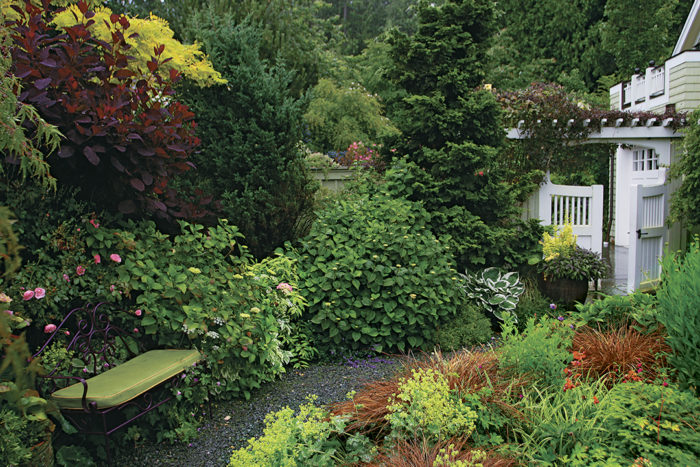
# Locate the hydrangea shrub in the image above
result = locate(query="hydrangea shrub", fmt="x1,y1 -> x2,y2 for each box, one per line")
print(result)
294,194 -> 467,353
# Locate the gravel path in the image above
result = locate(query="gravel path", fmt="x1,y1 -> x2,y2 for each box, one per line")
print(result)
115,355 -> 404,467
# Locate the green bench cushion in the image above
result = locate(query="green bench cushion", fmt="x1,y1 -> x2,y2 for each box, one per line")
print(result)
51,349 -> 201,410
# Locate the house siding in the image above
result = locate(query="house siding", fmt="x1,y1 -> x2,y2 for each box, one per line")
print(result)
667,61 -> 700,112
610,89 -> 620,111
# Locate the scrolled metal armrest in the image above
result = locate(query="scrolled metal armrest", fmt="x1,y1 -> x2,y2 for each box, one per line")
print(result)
38,373 -> 92,413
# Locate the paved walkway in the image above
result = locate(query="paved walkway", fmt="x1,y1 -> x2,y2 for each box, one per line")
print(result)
598,244 -> 628,296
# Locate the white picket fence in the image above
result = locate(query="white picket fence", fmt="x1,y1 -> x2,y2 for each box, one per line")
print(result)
522,176 -> 604,254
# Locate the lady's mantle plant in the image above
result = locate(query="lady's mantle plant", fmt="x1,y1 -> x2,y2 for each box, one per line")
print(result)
294,193 -> 466,353
386,368 -> 477,442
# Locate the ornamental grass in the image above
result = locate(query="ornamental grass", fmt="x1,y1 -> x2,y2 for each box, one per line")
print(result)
368,437 -> 516,467
331,350 -> 528,435
570,324 -> 671,386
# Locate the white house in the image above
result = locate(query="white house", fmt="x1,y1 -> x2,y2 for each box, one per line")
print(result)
605,0 -> 700,291
512,1 -> 699,293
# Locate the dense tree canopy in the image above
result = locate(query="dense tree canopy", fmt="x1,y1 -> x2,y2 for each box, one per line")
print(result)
488,0 -> 694,92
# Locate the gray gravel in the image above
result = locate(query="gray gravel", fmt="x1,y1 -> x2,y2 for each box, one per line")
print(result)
115,355 -> 403,467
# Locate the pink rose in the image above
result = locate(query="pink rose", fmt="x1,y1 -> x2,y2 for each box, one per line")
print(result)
23,290 -> 34,300
44,323 -> 57,334
63,274 -> 70,282
94,254 -> 101,264
134,309 -> 142,317
64,331 -> 71,336
4,310 -> 13,315
90,219 -> 100,229
34,288 -> 46,299
109,254 -> 122,263
133,328 -> 139,333
76,265 -> 86,276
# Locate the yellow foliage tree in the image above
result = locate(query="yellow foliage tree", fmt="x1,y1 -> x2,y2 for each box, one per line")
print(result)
1,0 -> 225,87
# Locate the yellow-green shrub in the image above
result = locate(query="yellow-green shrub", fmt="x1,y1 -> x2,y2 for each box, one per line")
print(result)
541,222 -> 577,260
386,368 -> 478,441
0,0 -> 224,86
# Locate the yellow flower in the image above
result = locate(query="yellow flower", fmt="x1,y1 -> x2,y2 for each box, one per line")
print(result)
0,292 -> 11,303
410,294 -> 417,299
250,307 -> 261,314
240,313 -> 250,318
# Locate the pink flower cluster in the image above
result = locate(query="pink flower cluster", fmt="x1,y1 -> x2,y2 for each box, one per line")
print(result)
23,287 -> 46,300
276,282 -> 293,294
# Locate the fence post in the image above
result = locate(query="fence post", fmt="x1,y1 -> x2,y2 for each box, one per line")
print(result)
591,184 -> 604,254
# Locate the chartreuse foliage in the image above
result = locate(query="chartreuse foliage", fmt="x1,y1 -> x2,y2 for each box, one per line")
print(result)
386,368 -> 478,442
228,396 -> 376,466
656,238 -> 700,394
294,193 -> 466,353
1,0 -> 224,86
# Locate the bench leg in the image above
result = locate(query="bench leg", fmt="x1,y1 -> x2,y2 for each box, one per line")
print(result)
102,413 -> 113,467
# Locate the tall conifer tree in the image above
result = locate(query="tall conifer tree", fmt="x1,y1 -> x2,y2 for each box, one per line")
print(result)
385,0 -> 540,270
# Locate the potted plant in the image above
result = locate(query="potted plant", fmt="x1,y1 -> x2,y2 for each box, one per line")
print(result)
537,223 -> 608,305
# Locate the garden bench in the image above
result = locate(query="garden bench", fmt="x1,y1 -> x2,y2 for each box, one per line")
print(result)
33,303 -> 201,465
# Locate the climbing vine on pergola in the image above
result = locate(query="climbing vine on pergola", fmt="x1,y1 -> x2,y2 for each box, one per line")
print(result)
495,83 -> 687,178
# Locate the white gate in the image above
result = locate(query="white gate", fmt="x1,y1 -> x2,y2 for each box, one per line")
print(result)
522,175 -> 604,254
627,183 -> 668,293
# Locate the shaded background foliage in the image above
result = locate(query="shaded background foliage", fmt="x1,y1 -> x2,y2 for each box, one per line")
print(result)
175,16 -> 315,259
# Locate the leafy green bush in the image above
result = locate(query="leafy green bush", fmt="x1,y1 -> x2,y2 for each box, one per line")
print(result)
294,194 -> 467,353
513,277 -> 555,331
434,303 -> 492,351
657,238 -> 700,394
303,78 -> 400,153
498,316 -> 575,389
600,382 -> 700,465
575,292 -> 658,332
460,267 -> 524,322
118,220 -> 308,400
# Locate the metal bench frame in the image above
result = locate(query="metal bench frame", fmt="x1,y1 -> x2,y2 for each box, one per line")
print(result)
33,303 -> 188,465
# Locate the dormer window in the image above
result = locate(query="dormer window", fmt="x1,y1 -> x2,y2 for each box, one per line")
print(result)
633,149 -> 659,171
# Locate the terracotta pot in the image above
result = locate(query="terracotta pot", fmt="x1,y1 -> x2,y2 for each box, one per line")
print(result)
540,275 -> 589,306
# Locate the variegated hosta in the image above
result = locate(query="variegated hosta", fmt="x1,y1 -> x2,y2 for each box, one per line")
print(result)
460,267 -> 524,322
